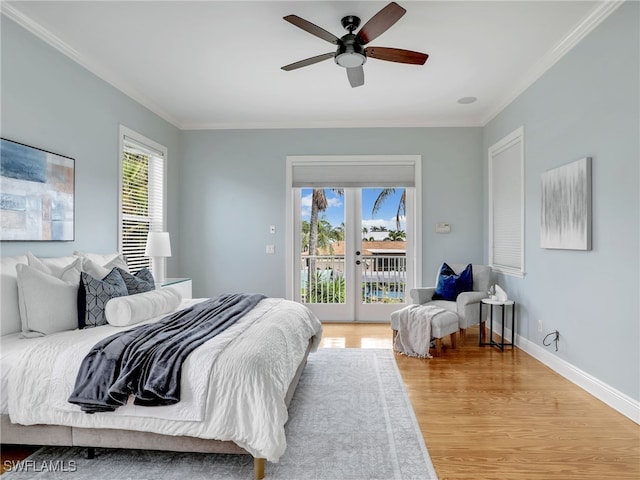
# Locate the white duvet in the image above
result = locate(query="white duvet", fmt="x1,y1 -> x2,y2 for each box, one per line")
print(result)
5,297 -> 322,462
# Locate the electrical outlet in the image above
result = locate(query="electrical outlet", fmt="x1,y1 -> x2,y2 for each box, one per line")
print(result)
538,320 -> 543,332
265,245 -> 275,254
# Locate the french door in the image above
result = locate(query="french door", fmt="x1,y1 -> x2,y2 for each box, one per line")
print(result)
286,155 -> 421,323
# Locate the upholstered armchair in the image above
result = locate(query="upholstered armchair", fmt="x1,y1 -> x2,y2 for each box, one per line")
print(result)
410,263 -> 491,343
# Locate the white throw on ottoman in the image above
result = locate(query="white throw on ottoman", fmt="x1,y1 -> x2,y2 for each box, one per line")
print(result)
391,307 -> 459,357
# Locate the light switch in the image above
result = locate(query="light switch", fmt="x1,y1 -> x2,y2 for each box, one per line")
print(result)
266,245 -> 275,254
269,225 -> 276,234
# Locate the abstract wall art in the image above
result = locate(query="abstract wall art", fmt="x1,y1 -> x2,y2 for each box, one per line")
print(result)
1,138 -> 75,241
540,157 -> 592,250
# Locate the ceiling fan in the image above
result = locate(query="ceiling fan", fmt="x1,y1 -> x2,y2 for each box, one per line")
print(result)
281,2 -> 428,88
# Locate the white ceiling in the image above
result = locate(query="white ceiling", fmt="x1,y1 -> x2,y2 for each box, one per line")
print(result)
4,1 -> 619,130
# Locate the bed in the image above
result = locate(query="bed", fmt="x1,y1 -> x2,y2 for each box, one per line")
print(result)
0,253 -> 323,480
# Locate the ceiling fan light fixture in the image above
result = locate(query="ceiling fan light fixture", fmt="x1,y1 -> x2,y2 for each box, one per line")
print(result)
282,2 -> 427,87
335,51 -> 366,68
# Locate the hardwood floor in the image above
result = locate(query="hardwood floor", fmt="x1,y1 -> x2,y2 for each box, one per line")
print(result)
2,323 -> 638,478
320,322 -> 640,479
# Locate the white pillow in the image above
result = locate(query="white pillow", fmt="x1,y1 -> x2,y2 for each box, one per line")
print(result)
26,253 -> 83,285
26,252 -> 79,278
0,255 -> 28,336
81,257 -> 111,280
74,251 -> 129,272
16,264 -> 80,336
105,287 -> 182,327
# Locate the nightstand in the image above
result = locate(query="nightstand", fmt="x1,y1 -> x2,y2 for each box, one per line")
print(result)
158,278 -> 192,299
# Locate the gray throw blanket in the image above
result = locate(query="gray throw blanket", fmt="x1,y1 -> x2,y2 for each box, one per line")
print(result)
68,293 -> 265,413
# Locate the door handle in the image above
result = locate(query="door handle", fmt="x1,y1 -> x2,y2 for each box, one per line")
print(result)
356,260 -> 361,265
355,251 -> 361,256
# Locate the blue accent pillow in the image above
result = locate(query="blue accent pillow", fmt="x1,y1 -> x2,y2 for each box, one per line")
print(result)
116,267 -> 155,294
432,263 -> 473,301
78,268 -> 128,328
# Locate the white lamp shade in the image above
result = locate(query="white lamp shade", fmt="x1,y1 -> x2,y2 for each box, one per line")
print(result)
144,231 -> 172,257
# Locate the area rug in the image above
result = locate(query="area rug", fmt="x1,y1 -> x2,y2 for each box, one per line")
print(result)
2,349 -> 437,480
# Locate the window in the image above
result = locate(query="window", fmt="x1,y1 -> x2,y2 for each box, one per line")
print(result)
118,126 -> 167,277
488,126 -> 524,277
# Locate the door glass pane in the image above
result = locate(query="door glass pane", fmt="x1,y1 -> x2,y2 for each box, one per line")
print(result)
300,188 -> 345,304
360,188 -> 407,304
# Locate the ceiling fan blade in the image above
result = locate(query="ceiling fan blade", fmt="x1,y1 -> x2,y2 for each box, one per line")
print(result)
283,15 -> 340,45
355,2 -> 406,45
365,46 -> 428,65
347,66 -> 364,88
281,52 -> 335,71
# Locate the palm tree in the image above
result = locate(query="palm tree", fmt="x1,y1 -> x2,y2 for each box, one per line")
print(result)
372,188 -> 406,231
331,221 -> 345,243
386,230 -> 406,241
308,188 -> 343,278
302,217 -> 343,253
316,218 -> 336,252
308,189 -> 327,270
304,189 -> 343,303
301,220 -> 310,252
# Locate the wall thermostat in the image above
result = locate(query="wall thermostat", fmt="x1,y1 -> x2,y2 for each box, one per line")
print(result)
435,223 -> 451,234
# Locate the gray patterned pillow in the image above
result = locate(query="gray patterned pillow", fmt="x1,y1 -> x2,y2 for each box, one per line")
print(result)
116,267 -> 155,294
78,269 -> 128,328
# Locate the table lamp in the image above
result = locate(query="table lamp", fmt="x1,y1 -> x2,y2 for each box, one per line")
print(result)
144,231 -> 171,282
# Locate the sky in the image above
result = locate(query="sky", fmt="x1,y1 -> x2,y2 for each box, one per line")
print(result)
301,188 -> 406,232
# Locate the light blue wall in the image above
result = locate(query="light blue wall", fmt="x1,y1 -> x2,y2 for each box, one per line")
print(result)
1,15 -> 484,297
0,17 -> 183,275
483,2 -> 639,401
179,128 -> 484,298
2,2 -> 637,404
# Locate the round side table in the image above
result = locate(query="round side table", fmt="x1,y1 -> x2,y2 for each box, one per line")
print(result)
479,298 -> 515,351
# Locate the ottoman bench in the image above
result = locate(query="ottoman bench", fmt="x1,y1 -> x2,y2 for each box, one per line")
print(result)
390,308 -> 459,357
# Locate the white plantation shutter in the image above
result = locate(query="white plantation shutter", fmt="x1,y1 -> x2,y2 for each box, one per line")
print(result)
488,127 -> 525,277
119,127 -> 166,274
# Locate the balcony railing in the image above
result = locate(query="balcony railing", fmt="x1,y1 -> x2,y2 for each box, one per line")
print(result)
301,254 -> 406,304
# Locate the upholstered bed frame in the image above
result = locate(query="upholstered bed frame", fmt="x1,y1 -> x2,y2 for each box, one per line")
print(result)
0,253 -> 314,480
1,338 -> 312,480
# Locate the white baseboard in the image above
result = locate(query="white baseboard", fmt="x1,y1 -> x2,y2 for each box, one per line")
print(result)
490,325 -> 640,425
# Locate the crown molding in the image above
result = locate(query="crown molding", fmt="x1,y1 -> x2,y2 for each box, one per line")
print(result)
2,1 -> 625,131
1,2 -> 184,129
180,118 -> 485,130
2,0 -> 472,132
481,0 -> 625,126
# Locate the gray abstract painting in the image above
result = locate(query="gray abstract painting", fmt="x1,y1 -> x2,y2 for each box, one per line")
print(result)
1,139 -> 75,241
540,157 -> 591,250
